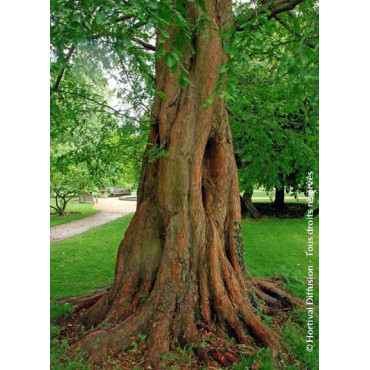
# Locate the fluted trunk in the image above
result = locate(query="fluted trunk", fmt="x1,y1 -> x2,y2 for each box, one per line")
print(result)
70,1 -> 300,367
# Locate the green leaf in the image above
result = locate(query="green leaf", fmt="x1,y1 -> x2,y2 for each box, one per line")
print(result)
95,12 -> 106,25
160,28 -> 170,39
147,2 -> 158,10
138,333 -> 147,340
179,74 -> 192,89
165,53 -> 177,68
219,63 -> 229,74
155,91 -> 167,99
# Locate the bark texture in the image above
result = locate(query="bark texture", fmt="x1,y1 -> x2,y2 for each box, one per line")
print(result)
70,1 -> 300,367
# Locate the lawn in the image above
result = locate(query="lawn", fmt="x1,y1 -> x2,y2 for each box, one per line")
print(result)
243,217 -> 319,302
50,200 -> 100,227
252,189 -> 307,197
51,214 -> 319,369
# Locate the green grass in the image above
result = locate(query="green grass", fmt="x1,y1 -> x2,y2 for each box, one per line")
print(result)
50,200 -> 100,227
51,214 -> 319,369
241,216 -> 319,369
50,215 -> 133,302
243,217 -> 319,301
252,189 -> 272,197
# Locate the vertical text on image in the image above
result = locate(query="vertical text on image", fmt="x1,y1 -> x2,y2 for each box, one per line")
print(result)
305,171 -> 315,352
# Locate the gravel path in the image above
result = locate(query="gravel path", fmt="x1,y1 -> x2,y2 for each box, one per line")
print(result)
50,198 -> 137,243
51,196 -> 306,243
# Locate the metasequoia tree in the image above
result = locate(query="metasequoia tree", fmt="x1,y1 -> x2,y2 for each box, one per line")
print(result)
54,0 -> 309,367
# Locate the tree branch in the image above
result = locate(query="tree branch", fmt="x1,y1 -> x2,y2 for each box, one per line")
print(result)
50,205 -> 59,212
131,37 -> 156,51
90,33 -> 155,51
116,53 -> 151,112
236,0 -> 304,31
52,89 -> 123,115
115,14 -> 134,23
51,14 -> 149,91
55,195 -> 60,212
273,14 -> 315,49
65,194 -> 77,203
52,45 -> 75,91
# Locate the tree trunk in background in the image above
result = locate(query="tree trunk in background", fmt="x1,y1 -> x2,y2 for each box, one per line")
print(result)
274,187 -> 285,209
71,1 -> 299,367
241,192 -> 261,219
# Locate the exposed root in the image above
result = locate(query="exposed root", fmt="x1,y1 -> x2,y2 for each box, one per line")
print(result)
57,287 -> 110,313
195,325 -> 251,367
63,271 -> 301,368
253,276 -> 303,312
145,315 -> 172,368
69,298 -> 154,366
63,220 -> 302,369
63,223 -> 302,369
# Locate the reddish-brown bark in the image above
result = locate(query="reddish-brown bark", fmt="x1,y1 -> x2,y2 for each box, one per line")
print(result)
69,1 -> 301,367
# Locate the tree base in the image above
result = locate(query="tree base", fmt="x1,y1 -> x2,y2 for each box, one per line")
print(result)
58,277 -> 301,369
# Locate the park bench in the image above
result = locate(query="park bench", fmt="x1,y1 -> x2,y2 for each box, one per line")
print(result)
110,188 -> 131,197
78,192 -> 97,204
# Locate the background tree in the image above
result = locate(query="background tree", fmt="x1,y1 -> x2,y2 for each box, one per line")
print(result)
51,40 -> 150,208
50,164 -> 92,215
51,0 -> 316,367
227,1 -> 319,212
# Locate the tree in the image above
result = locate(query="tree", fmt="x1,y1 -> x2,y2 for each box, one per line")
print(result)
227,3 -> 319,211
51,42 -> 149,201
50,164 -> 92,215
51,0 -> 314,367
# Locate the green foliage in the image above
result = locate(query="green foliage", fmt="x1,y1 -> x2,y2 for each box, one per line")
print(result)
233,348 -> 275,370
51,0 -> 155,196
51,0 -> 318,199
51,336 -> 90,370
51,43 -> 149,199
228,2 -> 319,196
160,344 -> 197,368
283,312 -> 319,370
50,164 -> 94,215
147,143 -> 170,163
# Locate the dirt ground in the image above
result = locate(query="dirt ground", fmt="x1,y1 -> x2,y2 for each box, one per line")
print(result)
50,198 -> 137,243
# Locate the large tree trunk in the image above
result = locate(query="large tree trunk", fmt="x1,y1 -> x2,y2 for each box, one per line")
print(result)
70,1 -> 300,367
